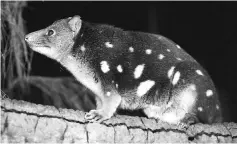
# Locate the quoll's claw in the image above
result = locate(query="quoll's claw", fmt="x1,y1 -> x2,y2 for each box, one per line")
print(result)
85,109 -> 110,123
177,122 -> 189,130
85,110 -> 98,120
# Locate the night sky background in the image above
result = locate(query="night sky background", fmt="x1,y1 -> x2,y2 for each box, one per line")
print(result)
23,2 -> 237,122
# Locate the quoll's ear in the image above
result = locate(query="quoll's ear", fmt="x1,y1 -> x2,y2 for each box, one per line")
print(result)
68,15 -> 82,36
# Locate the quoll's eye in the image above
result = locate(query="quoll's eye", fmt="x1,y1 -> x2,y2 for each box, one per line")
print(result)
47,29 -> 55,36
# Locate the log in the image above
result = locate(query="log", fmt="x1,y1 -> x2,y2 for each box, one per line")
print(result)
1,98 -> 236,143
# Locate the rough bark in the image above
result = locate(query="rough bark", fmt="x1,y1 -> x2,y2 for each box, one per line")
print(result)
1,98 -> 236,143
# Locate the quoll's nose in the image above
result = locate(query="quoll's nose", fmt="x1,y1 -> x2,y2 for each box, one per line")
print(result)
25,35 -> 29,41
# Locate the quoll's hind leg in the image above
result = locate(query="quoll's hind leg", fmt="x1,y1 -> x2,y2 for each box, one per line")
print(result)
181,113 -> 199,125
177,113 -> 199,129
85,91 -> 122,123
143,61 -> 218,125
169,61 -> 222,124
142,84 -> 198,125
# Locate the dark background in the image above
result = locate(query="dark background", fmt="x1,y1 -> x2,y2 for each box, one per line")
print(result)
23,2 -> 237,122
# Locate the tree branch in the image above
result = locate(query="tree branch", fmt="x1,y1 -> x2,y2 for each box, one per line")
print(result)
1,98 -> 237,143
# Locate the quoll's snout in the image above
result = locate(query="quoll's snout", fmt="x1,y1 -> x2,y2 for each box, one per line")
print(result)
25,33 -> 36,44
25,35 -> 30,42
25,30 -> 42,43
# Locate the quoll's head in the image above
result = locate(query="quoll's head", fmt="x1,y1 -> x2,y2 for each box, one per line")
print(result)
25,15 -> 82,60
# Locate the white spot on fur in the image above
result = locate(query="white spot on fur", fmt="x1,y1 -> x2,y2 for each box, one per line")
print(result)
216,105 -> 220,110
68,55 -> 74,60
100,61 -> 110,73
196,70 -> 204,76
105,42 -> 113,48
176,58 -> 182,61
129,47 -> 134,52
106,91 -> 111,96
167,49 -> 171,52
177,45 -> 181,49
112,80 -> 114,83
146,49 -> 152,55
134,64 -> 145,79
116,84 -> 118,88
80,45 -> 86,52
137,80 -> 155,97
158,54 -> 165,60
172,71 -> 181,85
179,85 -> 197,110
168,66 -> 175,78
206,89 -> 213,97
190,84 -> 196,91
117,65 -> 123,73
198,107 -> 203,112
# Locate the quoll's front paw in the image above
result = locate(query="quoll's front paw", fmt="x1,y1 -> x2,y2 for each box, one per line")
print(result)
177,122 -> 189,130
85,109 -> 112,123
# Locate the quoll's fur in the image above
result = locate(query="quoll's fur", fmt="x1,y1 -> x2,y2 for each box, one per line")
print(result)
25,15 -> 222,124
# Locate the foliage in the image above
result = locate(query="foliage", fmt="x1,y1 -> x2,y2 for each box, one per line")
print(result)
1,1 -> 33,90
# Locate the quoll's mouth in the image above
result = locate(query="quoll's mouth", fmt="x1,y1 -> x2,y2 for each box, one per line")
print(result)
27,45 -> 51,51
30,45 -> 51,49
25,41 -> 50,49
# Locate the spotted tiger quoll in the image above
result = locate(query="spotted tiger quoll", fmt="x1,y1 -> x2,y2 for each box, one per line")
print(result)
25,15 -> 222,124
